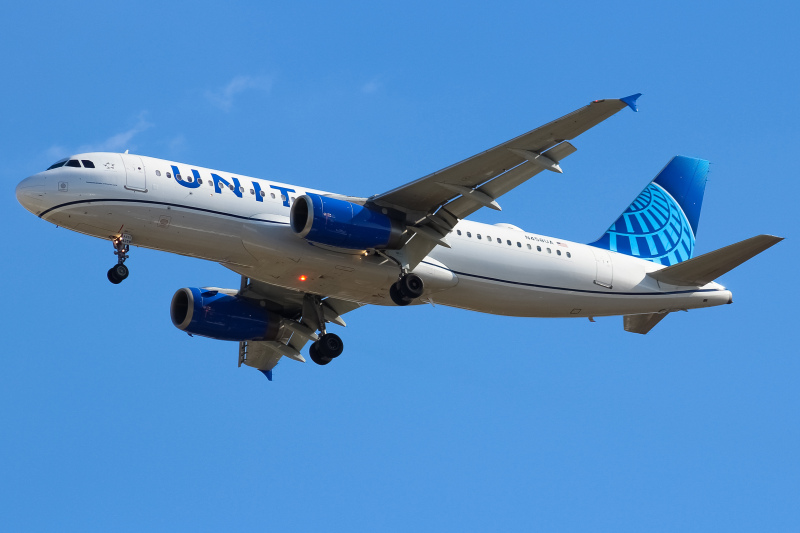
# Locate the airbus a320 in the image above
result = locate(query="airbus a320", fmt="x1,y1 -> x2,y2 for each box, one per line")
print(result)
16,94 -> 782,380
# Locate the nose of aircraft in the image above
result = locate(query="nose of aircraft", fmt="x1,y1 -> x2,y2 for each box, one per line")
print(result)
16,173 -> 47,215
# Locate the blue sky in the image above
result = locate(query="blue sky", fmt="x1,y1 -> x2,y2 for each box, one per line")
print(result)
2,1 -> 798,531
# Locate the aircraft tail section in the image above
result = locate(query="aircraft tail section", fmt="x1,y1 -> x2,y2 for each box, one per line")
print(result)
590,156 -> 709,266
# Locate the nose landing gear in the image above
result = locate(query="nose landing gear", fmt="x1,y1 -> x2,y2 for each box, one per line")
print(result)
107,234 -> 132,284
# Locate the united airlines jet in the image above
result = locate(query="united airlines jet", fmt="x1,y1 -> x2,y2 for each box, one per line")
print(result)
16,94 -> 782,380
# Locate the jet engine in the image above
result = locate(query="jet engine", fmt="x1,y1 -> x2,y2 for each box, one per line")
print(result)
170,287 -> 281,341
290,193 -> 404,249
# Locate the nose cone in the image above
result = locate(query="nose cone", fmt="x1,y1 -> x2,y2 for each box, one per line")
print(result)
16,173 -> 47,215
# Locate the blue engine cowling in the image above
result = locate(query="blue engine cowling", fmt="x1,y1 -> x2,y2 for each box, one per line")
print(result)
170,287 -> 281,341
290,193 -> 404,249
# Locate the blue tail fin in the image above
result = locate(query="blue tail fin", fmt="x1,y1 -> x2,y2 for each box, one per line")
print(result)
589,156 -> 709,266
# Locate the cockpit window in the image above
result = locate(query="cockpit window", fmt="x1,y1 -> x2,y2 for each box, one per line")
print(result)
46,158 -> 68,170
66,159 -> 81,168
82,160 -> 95,168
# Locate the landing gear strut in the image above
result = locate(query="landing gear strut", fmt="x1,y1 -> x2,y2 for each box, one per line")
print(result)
390,273 -> 424,306
107,234 -> 131,284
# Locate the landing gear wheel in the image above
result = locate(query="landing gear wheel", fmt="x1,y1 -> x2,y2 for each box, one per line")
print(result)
390,282 -> 412,306
308,343 -> 332,366
107,263 -> 129,284
390,273 -> 424,305
107,267 -> 122,284
317,333 -> 344,359
399,273 -> 424,299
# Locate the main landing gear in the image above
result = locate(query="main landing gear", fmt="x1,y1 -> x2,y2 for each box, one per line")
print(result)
389,273 -> 424,306
304,294 -> 346,366
308,333 -> 344,366
107,234 -> 132,284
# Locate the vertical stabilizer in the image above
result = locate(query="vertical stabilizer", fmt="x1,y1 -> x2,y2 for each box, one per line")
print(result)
589,156 -> 709,266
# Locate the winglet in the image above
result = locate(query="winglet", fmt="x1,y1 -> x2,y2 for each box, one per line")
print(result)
620,93 -> 642,112
260,369 -> 273,381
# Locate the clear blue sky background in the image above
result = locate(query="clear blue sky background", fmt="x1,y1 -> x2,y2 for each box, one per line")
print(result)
2,1 -> 798,531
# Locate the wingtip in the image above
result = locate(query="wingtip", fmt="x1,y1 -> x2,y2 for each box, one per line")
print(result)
620,93 -> 642,112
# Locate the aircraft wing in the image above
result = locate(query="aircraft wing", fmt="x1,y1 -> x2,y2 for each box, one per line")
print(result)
368,95 -> 640,269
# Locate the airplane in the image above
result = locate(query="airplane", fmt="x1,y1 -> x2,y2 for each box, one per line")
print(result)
16,94 -> 782,380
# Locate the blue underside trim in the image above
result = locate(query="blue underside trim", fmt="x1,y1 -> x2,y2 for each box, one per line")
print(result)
260,369 -> 273,381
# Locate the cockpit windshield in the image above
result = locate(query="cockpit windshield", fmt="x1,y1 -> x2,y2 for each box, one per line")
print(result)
46,158 -> 68,170
45,158 -> 96,170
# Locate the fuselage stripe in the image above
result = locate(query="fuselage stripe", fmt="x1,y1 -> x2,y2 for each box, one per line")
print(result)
419,261 -> 720,297
38,198 -> 290,225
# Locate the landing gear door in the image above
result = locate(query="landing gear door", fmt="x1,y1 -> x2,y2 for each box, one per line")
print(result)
121,153 -> 147,192
590,247 -> 613,289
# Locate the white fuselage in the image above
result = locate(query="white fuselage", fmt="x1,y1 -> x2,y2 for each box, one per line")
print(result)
16,152 -> 732,318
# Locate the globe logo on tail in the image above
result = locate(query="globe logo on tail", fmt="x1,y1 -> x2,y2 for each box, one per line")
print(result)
602,182 -> 695,266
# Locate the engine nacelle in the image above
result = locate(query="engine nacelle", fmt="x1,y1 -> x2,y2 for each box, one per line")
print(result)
290,193 -> 404,250
170,287 -> 281,342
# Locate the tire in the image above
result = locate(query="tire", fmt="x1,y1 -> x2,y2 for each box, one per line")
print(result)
399,274 -> 424,299
390,282 -> 412,306
309,343 -> 332,366
112,264 -> 129,280
317,333 -> 344,359
107,267 -> 122,284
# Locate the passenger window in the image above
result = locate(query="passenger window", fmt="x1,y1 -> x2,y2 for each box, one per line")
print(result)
537,246 -> 541,252
197,178 -> 203,184
209,181 -> 213,186
527,244 -> 531,249
557,250 -> 562,256
271,193 -> 276,199
486,235 -> 491,241
250,189 -> 255,195
187,176 -> 194,183
497,238 -> 501,243
176,174 -> 182,181
166,172 -> 172,178
467,232 -> 472,238
547,248 -> 552,253
66,159 -> 81,167
229,184 -> 234,191
260,191 -> 266,197
566,252 -> 571,258
82,160 -> 95,168
507,240 -> 511,245
281,194 -> 286,202
457,230 -> 462,236
477,234 -> 482,240
517,242 -> 521,248
155,170 -> 161,176
241,186 -> 246,193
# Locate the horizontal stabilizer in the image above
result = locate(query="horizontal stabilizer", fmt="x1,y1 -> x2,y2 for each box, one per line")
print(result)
648,234 -> 783,286
624,312 -> 669,334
